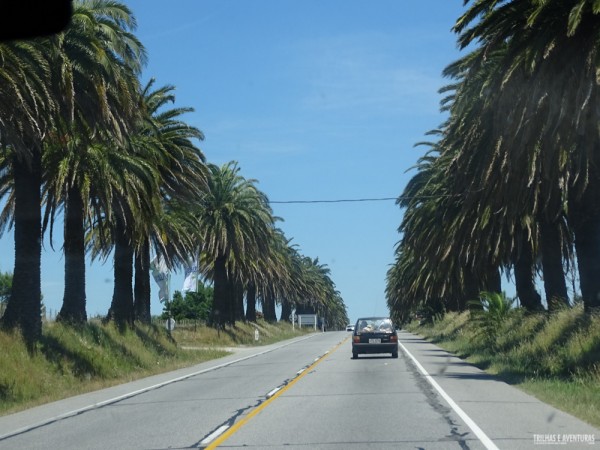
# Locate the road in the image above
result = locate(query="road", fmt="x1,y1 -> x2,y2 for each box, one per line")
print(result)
0,331 -> 597,449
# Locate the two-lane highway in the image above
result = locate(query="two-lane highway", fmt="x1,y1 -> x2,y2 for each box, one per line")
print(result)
0,331 -> 597,449
214,332 -> 477,449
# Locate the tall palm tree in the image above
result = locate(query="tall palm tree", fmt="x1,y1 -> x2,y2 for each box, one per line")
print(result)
256,229 -> 292,323
309,259 -> 347,330
0,38 -> 55,347
133,203 -> 200,323
277,242 -> 305,322
443,29 -> 571,310
241,230 -> 292,322
105,146 -> 164,325
40,0 -> 145,325
129,80 -> 206,323
195,162 -> 274,326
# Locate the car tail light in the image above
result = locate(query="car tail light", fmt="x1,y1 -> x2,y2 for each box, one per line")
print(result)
390,335 -> 398,343
353,336 -> 360,343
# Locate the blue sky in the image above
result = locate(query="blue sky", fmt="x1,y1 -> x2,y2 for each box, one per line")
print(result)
1,1 -> 471,321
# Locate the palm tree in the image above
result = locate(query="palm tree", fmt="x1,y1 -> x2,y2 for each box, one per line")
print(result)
195,162 -> 274,326
438,57 -> 553,310
129,79 -> 206,323
398,144 -> 502,311
292,256 -> 340,324
256,229 -> 293,323
277,242 -> 305,323
133,203 -> 200,323
0,37 -> 55,347
309,259 -> 347,330
444,32 -> 570,311
451,0 -> 600,309
40,0 -> 145,325
512,229 -> 543,310
104,146 -> 163,325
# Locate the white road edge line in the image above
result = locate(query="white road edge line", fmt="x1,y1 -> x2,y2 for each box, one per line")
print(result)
200,425 -> 229,446
398,341 -> 499,450
296,368 -> 306,375
0,333 -> 319,441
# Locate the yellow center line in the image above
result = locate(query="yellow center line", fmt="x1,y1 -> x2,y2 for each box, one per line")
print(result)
205,336 -> 350,449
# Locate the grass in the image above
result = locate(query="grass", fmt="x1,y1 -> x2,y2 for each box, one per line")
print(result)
172,320 -> 313,347
405,305 -> 600,428
0,319 -> 312,416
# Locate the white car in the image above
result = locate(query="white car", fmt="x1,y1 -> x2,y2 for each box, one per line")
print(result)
346,324 -> 355,332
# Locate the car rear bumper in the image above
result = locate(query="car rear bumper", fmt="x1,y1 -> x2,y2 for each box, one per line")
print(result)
352,342 -> 398,354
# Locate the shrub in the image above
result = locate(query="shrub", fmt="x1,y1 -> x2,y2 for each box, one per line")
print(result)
469,291 -> 515,349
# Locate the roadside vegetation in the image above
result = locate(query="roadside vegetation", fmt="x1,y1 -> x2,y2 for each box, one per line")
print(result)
0,319 -> 310,417
406,303 -> 600,428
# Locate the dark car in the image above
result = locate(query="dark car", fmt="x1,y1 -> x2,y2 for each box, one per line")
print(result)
352,317 -> 398,359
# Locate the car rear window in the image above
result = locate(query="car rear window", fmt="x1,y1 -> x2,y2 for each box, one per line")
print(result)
355,318 -> 393,333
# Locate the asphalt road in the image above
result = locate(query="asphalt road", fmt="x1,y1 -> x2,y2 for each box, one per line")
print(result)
0,331 -> 597,449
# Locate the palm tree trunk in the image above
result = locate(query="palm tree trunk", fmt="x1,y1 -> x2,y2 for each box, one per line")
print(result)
234,282 -> 244,322
280,298 -> 292,322
2,152 -> 42,350
445,297 -> 460,312
513,238 -> 543,311
108,217 -> 134,325
223,279 -> 233,326
481,265 -> 501,294
263,291 -> 277,322
246,283 -> 257,322
571,206 -> 600,311
539,218 -> 569,310
212,255 -> 228,326
58,186 -> 87,324
134,238 -> 151,323
462,268 -> 480,310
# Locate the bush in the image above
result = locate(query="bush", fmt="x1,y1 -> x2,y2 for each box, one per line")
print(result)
469,291 -> 515,349
162,286 -> 213,321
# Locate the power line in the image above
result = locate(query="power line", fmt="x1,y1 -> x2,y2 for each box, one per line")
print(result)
269,197 -> 398,204
269,193 -> 462,204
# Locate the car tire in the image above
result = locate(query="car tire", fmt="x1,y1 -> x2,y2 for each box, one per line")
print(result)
352,352 -> 358,359
392,351 -> 398,358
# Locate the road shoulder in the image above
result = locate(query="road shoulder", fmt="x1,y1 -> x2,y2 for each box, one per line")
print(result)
0,333 -> 319,441
398,330 -> 598,449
